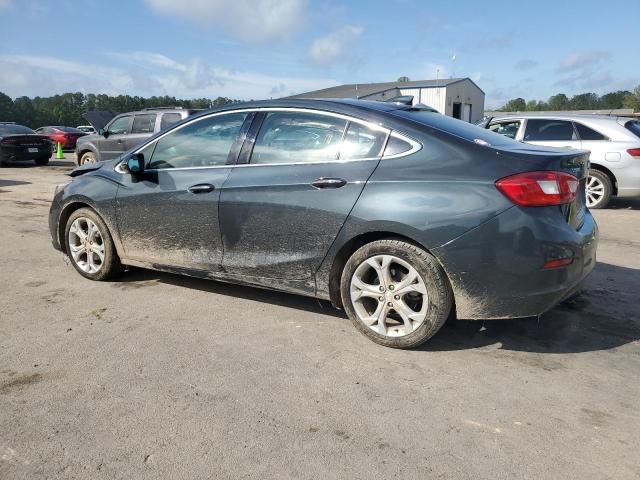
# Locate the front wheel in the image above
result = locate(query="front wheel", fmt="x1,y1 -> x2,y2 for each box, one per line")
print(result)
79,152 -> 96,166
65,208 -> 122,281
585,170 -> 612,209
340,239 -> 453,349
34,157 -> 50,166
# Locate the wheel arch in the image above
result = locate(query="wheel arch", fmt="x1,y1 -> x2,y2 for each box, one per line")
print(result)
590,163 -> 617,196
327,231 -> 446,309
57,201 -> 121,257
77,146 -> 98,166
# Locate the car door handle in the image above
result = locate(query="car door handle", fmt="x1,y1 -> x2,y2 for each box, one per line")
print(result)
117,139 -> 123,144
311,177 -> 347,189
188,183 -> 215,194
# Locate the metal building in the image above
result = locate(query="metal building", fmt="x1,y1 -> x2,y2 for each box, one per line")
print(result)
287,77 -> 485,123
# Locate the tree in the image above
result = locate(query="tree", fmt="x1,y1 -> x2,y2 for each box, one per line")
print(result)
0,92 -> 14,121
569,92 -> 599,110
623,85 -> 640,111
600,90 -> 632,109
525,100 -> 538,111
397,76 -> 411,82
548,93 -> 569,110
502,98 -> 526,112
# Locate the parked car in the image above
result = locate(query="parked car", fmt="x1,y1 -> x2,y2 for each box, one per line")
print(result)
76,125 -> 96,134
74,107 -> 201,166
49,99 -> 597,349
0,122 -> 53,166
478,114 -> 640,208
35,126 -> 87,150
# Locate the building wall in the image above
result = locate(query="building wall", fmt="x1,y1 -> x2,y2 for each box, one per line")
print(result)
359,88 -> 402,101
442,81 -> 485,123
401,87 -> 447,113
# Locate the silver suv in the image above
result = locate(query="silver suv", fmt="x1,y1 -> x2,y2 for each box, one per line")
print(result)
479,114 -> 640,208
75,107 -> 201,166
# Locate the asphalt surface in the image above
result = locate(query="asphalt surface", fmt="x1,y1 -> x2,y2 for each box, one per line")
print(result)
1,157 -> 639,479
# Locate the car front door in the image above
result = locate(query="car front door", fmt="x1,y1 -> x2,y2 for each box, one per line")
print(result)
522,118 -> 581,150
124,113 -> 157,151
219,109 -> 388,280
101,115 -> 132,159
115,111 -> 252,271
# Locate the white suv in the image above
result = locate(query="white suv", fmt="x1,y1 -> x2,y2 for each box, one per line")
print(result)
480,115 -> 640,208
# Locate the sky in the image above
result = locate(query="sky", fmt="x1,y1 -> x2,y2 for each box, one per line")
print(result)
0,0 -> 638,108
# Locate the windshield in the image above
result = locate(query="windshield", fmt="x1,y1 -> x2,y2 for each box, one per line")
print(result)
625,120 -> 640,139
392,110 -> 517,147
0,124 -> 35,135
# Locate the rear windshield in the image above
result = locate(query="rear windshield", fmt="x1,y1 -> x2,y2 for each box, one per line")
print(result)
56,126 -> 83,133
392,110 -> 518,147
0,124 -> 35,135
625,120 -> 640,139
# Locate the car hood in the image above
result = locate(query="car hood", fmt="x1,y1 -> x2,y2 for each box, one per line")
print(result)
83,110 -> 117,130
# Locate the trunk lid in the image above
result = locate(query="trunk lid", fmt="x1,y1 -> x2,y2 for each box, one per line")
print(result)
496,143 -> 590,229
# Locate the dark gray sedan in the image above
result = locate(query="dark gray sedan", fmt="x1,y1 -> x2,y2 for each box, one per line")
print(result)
49,99 -> 598,348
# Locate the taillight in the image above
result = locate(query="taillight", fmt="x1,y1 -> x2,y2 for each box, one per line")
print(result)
627,148 -> 640,157
495,171 -> 580,207
1,137 -> 18,145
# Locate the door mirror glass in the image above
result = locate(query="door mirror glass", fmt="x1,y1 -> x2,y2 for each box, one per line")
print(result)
126,153 -> 145,174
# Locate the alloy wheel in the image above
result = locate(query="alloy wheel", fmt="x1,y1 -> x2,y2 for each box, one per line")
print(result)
350,254 -> 429,337
68,217 -> 105,274
586,175 -> 605,208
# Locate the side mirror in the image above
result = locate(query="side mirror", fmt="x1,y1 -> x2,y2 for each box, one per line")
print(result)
126,153 -> 145,176
99,128 -> 109,138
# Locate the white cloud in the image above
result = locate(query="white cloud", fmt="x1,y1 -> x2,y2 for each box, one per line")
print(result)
145,0 -> 307,43
0,53 -> 337,100
310,26 -> 363,66
556,51 -> 611,73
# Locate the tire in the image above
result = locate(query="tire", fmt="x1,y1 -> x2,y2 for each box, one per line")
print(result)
79,151 -> 96,166
585,169 -> 612,209
340,239 -> 453,349
34,157 -> 50,166
64,208 -> 122,281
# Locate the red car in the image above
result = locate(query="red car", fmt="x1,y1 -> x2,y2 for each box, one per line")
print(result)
35,126 -> 87,150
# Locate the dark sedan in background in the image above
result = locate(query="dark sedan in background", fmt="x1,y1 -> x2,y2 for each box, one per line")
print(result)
35,126 -> 87,150
0,122 -> 53,166
49,99 -> 598,348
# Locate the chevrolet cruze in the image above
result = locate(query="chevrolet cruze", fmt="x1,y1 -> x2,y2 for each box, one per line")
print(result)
49,99 -> 598,348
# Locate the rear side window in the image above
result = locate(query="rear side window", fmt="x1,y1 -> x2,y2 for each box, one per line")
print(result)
339,123 -> 386,159
161,113 -> 182,130
384,135 -> 413,156
524,119 -> 577,141
251,111 -> 347,165
625,120 -> 640,139
131,114 -> 156,134
489,120 -> 521,139
148,113 -> 247,169
574,122 -> 607,141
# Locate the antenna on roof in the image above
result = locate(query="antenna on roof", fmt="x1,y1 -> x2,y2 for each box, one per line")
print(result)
355,83 -> 358,99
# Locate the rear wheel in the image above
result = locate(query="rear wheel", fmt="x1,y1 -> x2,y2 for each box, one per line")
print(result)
585,169 -> 612,209
340,239 -> 453,349
65,208 -> 122,281
79,152 -> 96,166
34,157 -> 50,166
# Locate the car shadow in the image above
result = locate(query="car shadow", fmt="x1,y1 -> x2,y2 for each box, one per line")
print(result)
111,261 -> 639,354
0,179 -> 31,187
607,197 -> 640,210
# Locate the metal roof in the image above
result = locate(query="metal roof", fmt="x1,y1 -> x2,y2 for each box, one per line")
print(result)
287,77 -> 484,99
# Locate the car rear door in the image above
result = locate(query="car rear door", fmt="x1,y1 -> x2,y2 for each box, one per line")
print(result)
115,111 -> 252,271
218,109 -> 388,279
522,118 -> 581,150
124,113 -> 156,151
101,114 -> 132,159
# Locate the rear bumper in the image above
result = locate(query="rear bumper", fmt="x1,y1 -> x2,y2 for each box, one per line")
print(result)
433,206 -> 598,320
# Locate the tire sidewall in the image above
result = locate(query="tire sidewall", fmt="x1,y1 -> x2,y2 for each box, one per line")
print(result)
587,170 -> 611,209
340,240 -> 452,349
80,152 -> 95,166
64,208 -> 119,281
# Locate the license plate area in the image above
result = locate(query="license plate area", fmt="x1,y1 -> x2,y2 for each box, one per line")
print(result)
28,147 -> 39,153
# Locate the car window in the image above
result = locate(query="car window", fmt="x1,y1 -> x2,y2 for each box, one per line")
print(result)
384,135 -> 413,156
161,113 -> 182,130
251,111 -> 347,165
524,119 -> 577,141
489,120 -> 521,139
574,122 -> 607,141
131,114 -> 156,134
0,124 -> 34,135
624,120 -> 640,139
107,116 -> 131,135
57,126 -> 83,133
339,122 -> 386,159
148,112 -> 247,169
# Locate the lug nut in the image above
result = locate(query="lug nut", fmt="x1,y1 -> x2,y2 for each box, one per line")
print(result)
387,302 -> 393,307
394,295 -> 400,300
388,285 -> 395,290
379,286 -> 385,292
378,296 -> 384,302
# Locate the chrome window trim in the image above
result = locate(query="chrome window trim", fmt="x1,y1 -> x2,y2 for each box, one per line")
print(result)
115,107 -> 422,173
